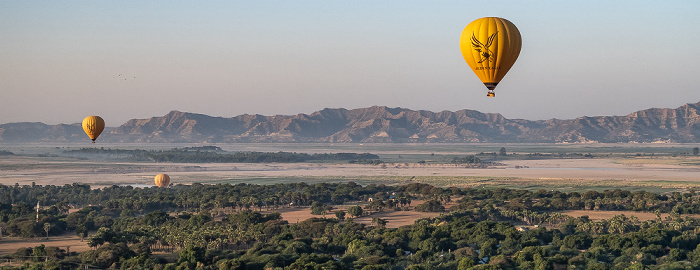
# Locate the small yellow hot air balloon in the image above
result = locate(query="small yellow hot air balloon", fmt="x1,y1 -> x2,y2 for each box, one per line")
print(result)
460,17 -> 522,97
82,116 -> 105,143
154,174 -> 171,188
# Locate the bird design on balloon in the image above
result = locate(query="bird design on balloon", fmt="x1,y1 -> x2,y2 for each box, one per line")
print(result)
471,32 -> 498,63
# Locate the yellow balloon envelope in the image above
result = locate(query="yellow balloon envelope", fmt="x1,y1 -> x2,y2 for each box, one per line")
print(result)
82,116 -> 105,143
154,174 -> 171,188
460,17 -> 521,97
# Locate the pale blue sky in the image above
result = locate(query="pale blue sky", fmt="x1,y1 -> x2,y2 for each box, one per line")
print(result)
2,1 -> 699,125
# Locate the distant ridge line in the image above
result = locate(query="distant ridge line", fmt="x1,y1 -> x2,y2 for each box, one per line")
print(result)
3,102 -> 700,143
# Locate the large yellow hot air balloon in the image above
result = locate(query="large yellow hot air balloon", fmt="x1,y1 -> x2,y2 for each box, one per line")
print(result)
82,116 -> 105,143
460,17 -> 521,97
154,174 -> 171,188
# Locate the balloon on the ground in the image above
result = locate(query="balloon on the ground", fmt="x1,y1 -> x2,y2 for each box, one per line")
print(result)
154,174 -> 171,188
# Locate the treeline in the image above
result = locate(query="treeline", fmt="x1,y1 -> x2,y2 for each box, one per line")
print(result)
11,210 -> 700,270
64,147 -> 380,163
452,188 -> 700,214
451,155 -> 481,164
3,183 -> 700,222
0,182 -> 397,223
4,183 -> 700,269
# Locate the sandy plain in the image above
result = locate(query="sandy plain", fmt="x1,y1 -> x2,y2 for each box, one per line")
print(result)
1,155 -> 700,191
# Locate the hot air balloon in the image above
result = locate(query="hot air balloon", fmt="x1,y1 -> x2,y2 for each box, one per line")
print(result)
82,116 -> 105,143
460,17 -> 521,97
154,174 -> 171,188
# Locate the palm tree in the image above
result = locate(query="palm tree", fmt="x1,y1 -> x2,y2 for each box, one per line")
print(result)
43,222 -> 51,239
76,224 -> 87,241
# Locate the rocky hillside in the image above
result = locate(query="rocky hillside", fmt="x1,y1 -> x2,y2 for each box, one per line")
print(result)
3,102 -> 700,143
0,122 -> 85,143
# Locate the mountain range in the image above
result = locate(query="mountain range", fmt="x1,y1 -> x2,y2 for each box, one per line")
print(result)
3,102 -> 700,143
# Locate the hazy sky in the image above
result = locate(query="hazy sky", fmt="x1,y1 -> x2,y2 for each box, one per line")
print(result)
2,1 -> 699,125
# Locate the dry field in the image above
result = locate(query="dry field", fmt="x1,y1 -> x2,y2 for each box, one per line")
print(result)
2,155 -> 700,192
561,210 -> 667,221
268,199 -> 454,229
0,234 -> 90,256
269,206 -> 441,229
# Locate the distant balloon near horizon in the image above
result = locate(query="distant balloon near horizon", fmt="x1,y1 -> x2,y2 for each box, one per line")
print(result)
154,174 -> 171,188
81,116 -> 105,143
460,17 -> 522,97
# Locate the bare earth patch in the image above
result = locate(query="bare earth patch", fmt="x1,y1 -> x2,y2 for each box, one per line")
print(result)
0,234 -> 90,256
267,199 -> 455,229
354,210 -> 442,228
561,210 -> 667,221
269,206 -> 441,229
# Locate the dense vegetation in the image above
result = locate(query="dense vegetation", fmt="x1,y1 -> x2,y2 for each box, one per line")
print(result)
64,148 -> 380,163
2,183 -> 700,269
